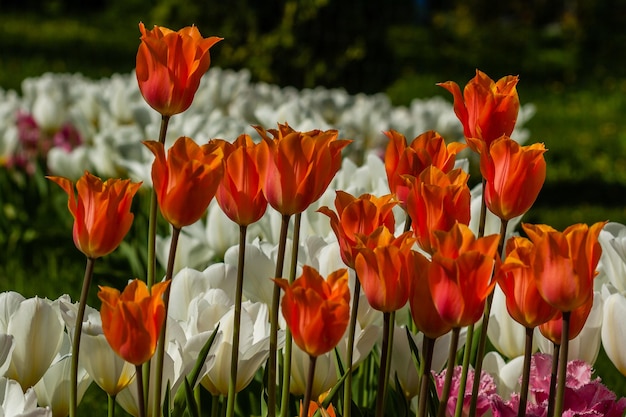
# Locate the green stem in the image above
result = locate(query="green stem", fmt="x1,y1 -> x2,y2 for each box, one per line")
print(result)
467,218 -> 508,417
375,312 -> 394,417
152,226 -> 181,416
454,324 -> 474,417
417,336 -> 435,417
107,394 -> 116,417
135,364 -> 146,417
553,311 -> 571,417
70,256 -> 95,417
226,225 -> 248,417
546,343 -> 560,417
342,278 -> 361,417
211,395 -> 220,417
517,327 -> 534,417
144,114 -> 170,404
280,213 -> 302,417
268,214 -> 291,417
478,177 -> 487,238
437,328 -> 460,417
302,355 -> 318,417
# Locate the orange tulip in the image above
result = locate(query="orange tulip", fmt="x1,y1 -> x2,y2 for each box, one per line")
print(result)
215,134 -> 268,226
98,279 -> 170,365
438,70 -> 519,152
539,293 -> 594,344
354,228 -> 416,312
274,266 -> 350,357
523,222 -> 605,312
317,191 -> 396,269
497,236 -> 558,328
144,136 -> 224,229
404,166 -> 471,254
472,136 -> 546,221
384,129 -> 466,206
255,123 -> 351,216
48,172 -> 141,259
407,250 -> 452,339
428,223 -> 499,328
136,23 -> 222,116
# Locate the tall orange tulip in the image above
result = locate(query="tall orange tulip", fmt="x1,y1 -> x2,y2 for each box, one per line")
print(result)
255,123 -> 351,216
404,166 -> 471,254
438,70 -> 519,152
384,129 -> 466,206
497,236 -> 558,328
538,293 -> 594,344
522,222 -> 605,312
98,279 -> 170,365
407,250 -> 452,339
428,223 -> 500,328
48,172 -> 141,259
274,266 -> 350,357
353,228 -> 416,312
215,134 -> 268,226
144,136 -> 224,229
472,136 -> 546,221
318,191 -> 396,269
136,23 -> 222,116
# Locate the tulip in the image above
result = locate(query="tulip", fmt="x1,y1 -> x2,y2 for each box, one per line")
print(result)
601,291 -> 626,375
215,134 -> 268,226
428,223 -> 499,328
438,69 -> 520,151
0,377 -> 52,417
404,166 -> 471,254
318,190 -> 396,269
98,279 -> 170,366
255,123 -> 351,216
274,266 -> 350,357
538,292 -> 595,345
596,222 -> 626,292
2,295 -> 65,391
486,286 -> 530,359
48,171 -> 141,259
523,222 -> 605,312
144,136 -> 225,229
354,228 -> 415,313
383,129 -> 466,206
136,23 -> 222,116
473,136 -> 546,221
497,236 -> 558,329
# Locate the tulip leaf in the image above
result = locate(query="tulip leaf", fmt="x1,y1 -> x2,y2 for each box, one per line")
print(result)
163,380 -> 171,417
184,376 -> 200,417
404,326 -> 421,369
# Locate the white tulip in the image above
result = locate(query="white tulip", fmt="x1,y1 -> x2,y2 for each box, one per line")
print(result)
597,222 -> 626,292
487,286 -> 533,359
0,377 -> 51,417
601,291 -> 626,375
482,351 -> 525,399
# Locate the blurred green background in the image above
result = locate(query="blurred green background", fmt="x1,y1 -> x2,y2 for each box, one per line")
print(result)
1,0 -> 626,409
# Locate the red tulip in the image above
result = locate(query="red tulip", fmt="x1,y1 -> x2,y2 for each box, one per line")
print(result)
136,23 -> 222,116
215,134 -> 268,226
98,279 -> 170,365
539,293 -> 594,344
274,266 -> 350,357
318,191 -> 396,269
144,136 -> 224,229
255,123 -> 351,216
438,70 -> 519,152
383,129 -> 466,206
48,172 -> 141,259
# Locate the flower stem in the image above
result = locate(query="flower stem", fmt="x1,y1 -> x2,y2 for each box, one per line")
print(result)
468,218 -> 508,417
70,256 -> 95,417
546,343 -> 560,417
280,213 -> 302,417
107,394 -> 116,417
226,225 -> 248,417
553,311 -> 571,417
375,312 -> 394,417
454,324 -> 474,417
417,336 -> 435,417
437,327 -> 460,417
343,277 -> 361,417
302,355 -> 318,417
517,327 -> 534,417
136,364 -> 146,417
268,214 -> 291,417
152,225 -> 181,416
